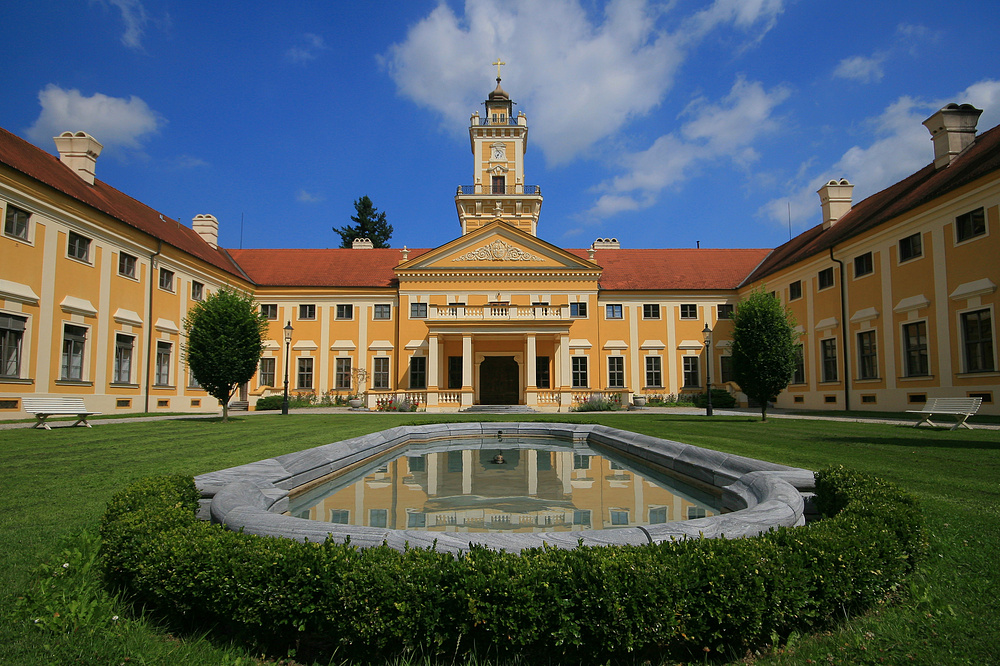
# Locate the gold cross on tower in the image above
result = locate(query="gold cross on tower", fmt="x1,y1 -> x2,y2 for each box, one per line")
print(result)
492,58 -> 506,79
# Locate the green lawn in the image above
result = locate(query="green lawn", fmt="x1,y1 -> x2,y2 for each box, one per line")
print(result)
1,413 -> 998,665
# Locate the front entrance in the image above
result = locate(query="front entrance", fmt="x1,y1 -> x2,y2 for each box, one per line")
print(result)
479,356 -> 519,404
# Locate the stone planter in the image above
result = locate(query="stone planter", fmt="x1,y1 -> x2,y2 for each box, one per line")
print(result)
632,395 -> 647,407
349,398 -> 363,409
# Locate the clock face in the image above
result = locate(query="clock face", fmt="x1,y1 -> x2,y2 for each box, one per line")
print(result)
491,145 -> 506,161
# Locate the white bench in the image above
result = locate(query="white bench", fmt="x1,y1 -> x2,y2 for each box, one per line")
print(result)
21,396 -> 101,430
906,397 -> 982,430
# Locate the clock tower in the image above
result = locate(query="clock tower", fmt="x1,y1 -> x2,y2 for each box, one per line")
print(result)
455,65 -> 543,235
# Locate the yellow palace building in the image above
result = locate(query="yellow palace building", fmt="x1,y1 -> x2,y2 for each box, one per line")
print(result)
1,80 -> 998,417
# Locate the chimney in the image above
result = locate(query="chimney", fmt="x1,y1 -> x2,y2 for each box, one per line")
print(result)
591,237 -> 621,250
923,103 -> 983,169
192,214 -> 219,249
53,131 -> 103,185
352,237 -> 374,249
817,178 -> 854,230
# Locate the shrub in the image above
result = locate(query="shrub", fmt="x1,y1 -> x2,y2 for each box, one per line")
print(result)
254,395 -> 283,411
693,388 -> 737,408
99,466 -> 925,665
572,393 -> 623,412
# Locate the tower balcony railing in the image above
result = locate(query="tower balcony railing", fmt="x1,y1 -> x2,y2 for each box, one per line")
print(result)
478,116 -> 521,126
429,304 -> 567,322
457,185 -> 541,196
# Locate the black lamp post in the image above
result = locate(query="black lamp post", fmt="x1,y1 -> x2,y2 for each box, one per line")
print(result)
281,321 -> 293,415
702,323 -> 713,417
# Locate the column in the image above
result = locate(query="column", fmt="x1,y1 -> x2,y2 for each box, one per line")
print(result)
427,333 -> 439,409
461,334 -> 474,408
558,333 -> 572,411
526,333 -> 538,407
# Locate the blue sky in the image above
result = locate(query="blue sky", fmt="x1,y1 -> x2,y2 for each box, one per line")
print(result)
4,0 -> 999,253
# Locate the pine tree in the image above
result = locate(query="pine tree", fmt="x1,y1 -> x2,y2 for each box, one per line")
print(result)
731,287 -> 798,421
333,195 -> 393,248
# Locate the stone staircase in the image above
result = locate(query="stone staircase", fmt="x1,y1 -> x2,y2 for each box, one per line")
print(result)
461,404 -> 536,414
228,400 -> 249,412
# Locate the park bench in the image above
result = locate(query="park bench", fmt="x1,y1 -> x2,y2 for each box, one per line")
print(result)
20,396 -> 101,430
906,397 -> 982,430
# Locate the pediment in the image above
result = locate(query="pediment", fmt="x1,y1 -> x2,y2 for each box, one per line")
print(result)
397,221 -> 598,273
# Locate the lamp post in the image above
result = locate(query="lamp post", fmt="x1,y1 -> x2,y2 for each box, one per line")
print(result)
702,323 -> 713,417
281,321 -> 293,415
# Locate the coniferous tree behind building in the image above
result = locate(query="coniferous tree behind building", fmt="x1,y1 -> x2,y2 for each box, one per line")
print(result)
334,195 -> 393,248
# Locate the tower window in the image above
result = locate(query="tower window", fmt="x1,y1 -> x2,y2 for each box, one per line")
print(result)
491,175 -> 505,194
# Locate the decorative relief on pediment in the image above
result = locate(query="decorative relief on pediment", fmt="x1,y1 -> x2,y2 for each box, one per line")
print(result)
452,239 -> 544,262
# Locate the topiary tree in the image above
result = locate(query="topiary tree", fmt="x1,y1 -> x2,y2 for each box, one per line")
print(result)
334,195 -> 393,248
731,287 -> 798,421
183,285 -> 269,422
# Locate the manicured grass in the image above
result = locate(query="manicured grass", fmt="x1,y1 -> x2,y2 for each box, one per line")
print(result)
2,413 -> 998,665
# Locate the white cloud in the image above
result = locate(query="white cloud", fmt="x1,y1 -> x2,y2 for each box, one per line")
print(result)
26,85 -> 164,154
833,54 -> 886,84
759,79 -> 1000,229
382,0 -> 784,166
585,77 -> 790,218
296,189 -> 324,203
286,33 -> 327,64
99,0 -> 150,50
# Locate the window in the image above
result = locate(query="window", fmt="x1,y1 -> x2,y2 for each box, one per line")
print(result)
448,450 -> 463,473
113,334 -> 134,384
720,355 -> 734,383
899,232 -> 922,261
649,507 -> 667,524
67,232 -> 91,261
857,330 -> 878,380
297,357 -> 314,389
115,252 -> 136,278
336,304 -> 353,320
573,509 -> 591,526
61,325 -> 87,380
448,356 -> 462,389
407,511 -> 426,528
188,366 -> 202,389
817,267 -> 834,290
570,302 -> 588,318
260,304 -> 278,320
607,356 -> 624,388
962,309 -> 994,373
372,357 -> 390,389
535,356 -> 550,388
369,509 -> 388,528
682,356 -> 699,388
610,509 -> 629,526
688,507 -> 707,520
410,302 -> 427,318
155,341 -> 171,386
680,304 -> 697,319
792,344 -> 805,384
158,268 -> 174,291
191,281 -> 204,301
902,322 -> 929,376
4,204 -> 29,240
643,304 -> 660,319
335,357 -> 352,390
258,357 -> 275,386
717,304 -> 734,319
491,175 -> 505,194
0,314 -> 26,378
571,356 -> 588,388
373,304 -> 391,320
299,304 -> 316,320
820,338 -> 838,382
409,356 -> 426,389
854,252 -> 873,277
605,304 -> 623,319
407,455 -> 426,472
956,207 -> 986,242
645,356 -> 662,387
329,510 -> 349,524
789,280 -> 802,300
573,454 -> 591,470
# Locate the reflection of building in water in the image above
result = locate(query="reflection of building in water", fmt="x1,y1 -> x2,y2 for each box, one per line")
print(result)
298,449 -> 715,533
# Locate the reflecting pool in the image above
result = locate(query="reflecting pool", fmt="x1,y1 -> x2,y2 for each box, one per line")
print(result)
288,436 -> 720,533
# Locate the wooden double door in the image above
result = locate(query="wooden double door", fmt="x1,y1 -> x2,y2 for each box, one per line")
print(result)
479,356 -> 519,404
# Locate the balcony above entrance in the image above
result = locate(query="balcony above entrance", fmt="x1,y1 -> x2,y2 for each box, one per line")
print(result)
428,303 -> 569,323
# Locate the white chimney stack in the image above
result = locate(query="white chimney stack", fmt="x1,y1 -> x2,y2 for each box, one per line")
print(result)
352,237 -> 374,249
923,104 -> 983,169
817,178 -> 854,230
192,214 -> 219,249
53,131 -> 103,185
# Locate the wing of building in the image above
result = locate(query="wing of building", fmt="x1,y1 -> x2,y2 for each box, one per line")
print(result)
1,85 -> 998,416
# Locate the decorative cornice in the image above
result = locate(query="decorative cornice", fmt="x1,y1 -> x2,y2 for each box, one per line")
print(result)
452,239 -> 544,263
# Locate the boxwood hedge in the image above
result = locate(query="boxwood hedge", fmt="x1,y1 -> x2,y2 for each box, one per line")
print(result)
99,466 -> 925,664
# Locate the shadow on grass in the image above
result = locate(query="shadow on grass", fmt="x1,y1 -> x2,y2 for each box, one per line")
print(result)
813,429 -> 1000,450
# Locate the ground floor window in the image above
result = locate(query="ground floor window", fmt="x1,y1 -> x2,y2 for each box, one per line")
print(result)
571,356 -> 588,388
903,321 -> 929,376
607,356 -> 624,388
329,510 -> 349,524
962,309 -> 994,372
61,324 -> 87,380
1,314 -> 26,378
610,509 -> 629,525
792,344 -> 805,384
113,334 -> 134,383
258,357 -> 275,386
535,356 -> 550,388
369,509 -> 387,528
297,357 -> 314,389
409,356 -> 426,389
720,355 -> 734,383
857,330 -> 878,379
821,338 -> 838,382
682,356 -> 699,388
448,356 -> 462,389
155,341 -> 171,386
372,357 -> 390,389
645,356 -> 662,388
335,357 -> 352,390
649,506 -> 667,523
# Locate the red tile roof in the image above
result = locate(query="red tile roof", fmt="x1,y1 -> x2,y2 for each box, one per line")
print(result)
570,248 -> 772,290
0,127 -> 245,278
228,248 -> 429,287
743,121 -> 1000,285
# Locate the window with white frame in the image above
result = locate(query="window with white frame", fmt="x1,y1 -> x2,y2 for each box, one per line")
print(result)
409,356 -> 426,389
299,304 -> 316,320
297,357 -> 314,389
789,280 -> 802,300
680,304 -> 697,319
373,304 -> 391,320
956,207 -> 986,243
4,204 -> 29,241
0,314 -> 27,378
682,356 -> 699,387
605,304 -> 623,319
335,357 -> 352,390
188,366 -> 202,389
535,356 -> 550,388
857,330 -> 878,380
258,357 -> 275,386
61,324 -> 87,380
718,304 -> 734,319
645,356 -> 662,388
155,341 -> 171,386
854,252 -> 873,278
68,232 -> 91,262
158,267 -> 174,292
573,509 -> 591,526
720,355 -> 734,383
372,357 -> 390,389
191,281 -> 204,301
118,252 -> 137,278
899,233 -> 922,261
607,356 -> 624,388
649,506 -> 668,523
821,338 -> 838,382
817,267 -> 834,290
642,304 -> 660,319
336,304 -> 353,320
962,309 -> 994,373
113,334 -> 134,384
369,509 -> 388,528
902,321 -> 929,376
610,509 -> 629,525
570,302 -> 588,318
260,304 -> 278,320
329,509 -> 349,524
571,356 -> 588,388
410,302 -> 427,318
792,344 -> 805,384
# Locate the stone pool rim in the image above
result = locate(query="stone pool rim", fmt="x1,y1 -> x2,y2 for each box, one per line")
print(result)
195,422 -> 815,554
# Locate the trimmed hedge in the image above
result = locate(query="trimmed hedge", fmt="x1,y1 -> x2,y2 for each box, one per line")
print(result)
99,466 -> 925,664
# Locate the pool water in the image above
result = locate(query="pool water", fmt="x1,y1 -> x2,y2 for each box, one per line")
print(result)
287,436 -> 719,533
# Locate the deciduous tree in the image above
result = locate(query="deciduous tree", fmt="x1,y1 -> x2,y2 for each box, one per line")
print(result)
731,287 -> 798,421
333,195 -> 393,248
183,286 -> 269,422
